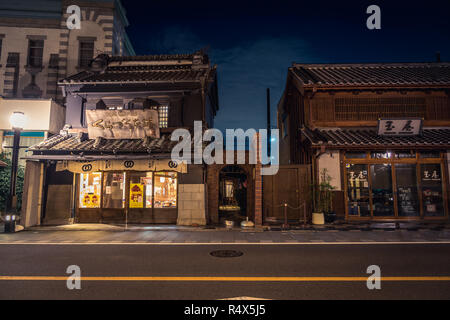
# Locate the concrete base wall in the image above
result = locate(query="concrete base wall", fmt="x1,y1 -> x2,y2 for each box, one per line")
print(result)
177,184 -> 206,226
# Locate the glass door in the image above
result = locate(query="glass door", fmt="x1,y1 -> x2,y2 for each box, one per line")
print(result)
346,164 -> 370,217
370,164 -> 395,217
395,164 -> 420,217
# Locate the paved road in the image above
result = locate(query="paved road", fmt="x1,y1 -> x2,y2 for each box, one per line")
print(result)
0,242 -> 449,299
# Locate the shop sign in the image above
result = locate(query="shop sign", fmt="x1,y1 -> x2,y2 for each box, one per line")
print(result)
422,169 -> 441,182
82,193 -> 100,208
86,109 -> 160,139
56,159 -> 187,173
129,183 -> 144,208
377,118 -> 423,136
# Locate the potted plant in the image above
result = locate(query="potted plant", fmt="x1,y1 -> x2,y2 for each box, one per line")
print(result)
311,174 -> 325,225
320,169 -> 336,223
311,169 -> 335,225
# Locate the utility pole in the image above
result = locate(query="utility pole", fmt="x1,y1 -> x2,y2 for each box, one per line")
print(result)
266,88 -> 271,155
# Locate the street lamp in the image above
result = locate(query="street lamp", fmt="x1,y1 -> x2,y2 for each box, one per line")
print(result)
6,111 -> 26,214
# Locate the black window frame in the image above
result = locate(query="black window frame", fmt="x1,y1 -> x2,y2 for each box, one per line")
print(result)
78,40 -> 95,68
27,39 -> 44,68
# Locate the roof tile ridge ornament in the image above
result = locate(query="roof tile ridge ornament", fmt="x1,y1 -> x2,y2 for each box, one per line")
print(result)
90,54 -> 110,74
76,131 -> 88,143
93,136 -> 106,149
142,136 -> 154,153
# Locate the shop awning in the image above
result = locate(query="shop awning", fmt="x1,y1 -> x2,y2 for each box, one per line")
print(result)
301,127 -> 450,149
55,159 -> 187,173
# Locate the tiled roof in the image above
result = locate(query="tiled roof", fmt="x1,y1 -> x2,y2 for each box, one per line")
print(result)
60,51 -> 214,85
0,160 -> 7,167
301,127 -> 450,148
108,53 -> 194,62
292,63 -> 450,87
30,133 -> 179,154
63,68 -> 209,84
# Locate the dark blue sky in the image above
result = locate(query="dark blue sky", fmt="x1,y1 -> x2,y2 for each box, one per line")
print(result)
122,0 -> 450,132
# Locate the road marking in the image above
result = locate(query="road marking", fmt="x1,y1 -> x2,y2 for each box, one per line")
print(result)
0,276 -> 450,282
0,241 -> 450,246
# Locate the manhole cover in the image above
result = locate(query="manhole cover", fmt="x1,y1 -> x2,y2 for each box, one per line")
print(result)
210,250 -> 243,258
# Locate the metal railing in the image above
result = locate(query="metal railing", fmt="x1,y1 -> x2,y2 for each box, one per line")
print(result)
264,201 -> 308,229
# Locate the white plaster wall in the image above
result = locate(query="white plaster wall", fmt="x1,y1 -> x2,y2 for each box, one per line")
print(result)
317,151 -> 342,191
177,184 -> 206,226
0,98 -> 57,131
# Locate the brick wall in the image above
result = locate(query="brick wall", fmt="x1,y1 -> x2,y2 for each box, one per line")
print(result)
206,151 -> 256,225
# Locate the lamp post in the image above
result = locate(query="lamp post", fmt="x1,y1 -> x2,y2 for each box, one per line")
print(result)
6,111 -> 26,214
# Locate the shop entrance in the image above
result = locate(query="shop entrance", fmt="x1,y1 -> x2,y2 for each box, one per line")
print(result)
344,150 -> 448,220
76,170 -> 178,224
218,165 -> 248,224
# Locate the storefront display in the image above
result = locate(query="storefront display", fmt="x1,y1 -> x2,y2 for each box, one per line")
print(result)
103,172 -> 125,209
78,171 -> 177,210
79,173 -> 102,208
344,151 -> 447,219
154,172 -> 177,208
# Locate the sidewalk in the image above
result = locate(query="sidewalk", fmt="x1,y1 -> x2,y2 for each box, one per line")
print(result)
1,223 -> 449,244
25,221 -> 450,232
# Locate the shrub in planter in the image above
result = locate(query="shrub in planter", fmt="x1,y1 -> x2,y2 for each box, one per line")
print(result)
312,169 -> 335,225
0,153 -> 25,213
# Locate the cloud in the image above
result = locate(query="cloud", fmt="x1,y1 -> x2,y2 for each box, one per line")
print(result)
149,27 -> 315,131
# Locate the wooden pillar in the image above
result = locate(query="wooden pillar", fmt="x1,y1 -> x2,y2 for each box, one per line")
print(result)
253,133 -> 263,226
21,160 -> 44,227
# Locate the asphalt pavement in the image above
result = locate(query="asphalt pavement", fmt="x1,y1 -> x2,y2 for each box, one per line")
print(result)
0,241 -> 449,300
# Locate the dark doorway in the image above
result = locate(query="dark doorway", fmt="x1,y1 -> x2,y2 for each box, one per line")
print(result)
219,165 -> 248,224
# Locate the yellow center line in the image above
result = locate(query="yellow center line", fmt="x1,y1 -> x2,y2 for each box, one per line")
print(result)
1,276 -> 450,282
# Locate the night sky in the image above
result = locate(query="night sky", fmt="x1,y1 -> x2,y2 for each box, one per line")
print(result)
122,0 -> 450,132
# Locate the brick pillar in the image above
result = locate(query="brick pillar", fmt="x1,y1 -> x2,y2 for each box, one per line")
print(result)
253,133 -> 263,226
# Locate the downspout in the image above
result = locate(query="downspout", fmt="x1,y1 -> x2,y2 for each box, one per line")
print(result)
70,173 -> 76,223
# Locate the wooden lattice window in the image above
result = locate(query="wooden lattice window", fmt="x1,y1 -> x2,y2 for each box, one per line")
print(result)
335,98 -> 427,121
150,105 -> 169,128
427,97 -> 450,120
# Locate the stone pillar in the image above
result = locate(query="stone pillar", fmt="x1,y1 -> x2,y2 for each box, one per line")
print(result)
21,161 -> 44,227
177,184 -> 206,226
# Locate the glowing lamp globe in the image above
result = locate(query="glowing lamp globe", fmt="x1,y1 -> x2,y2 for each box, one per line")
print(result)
9,111 -> 27,130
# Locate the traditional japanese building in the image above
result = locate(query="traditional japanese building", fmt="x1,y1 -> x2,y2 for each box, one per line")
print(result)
21,51 -> 219,227
278,61 -> 450,221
